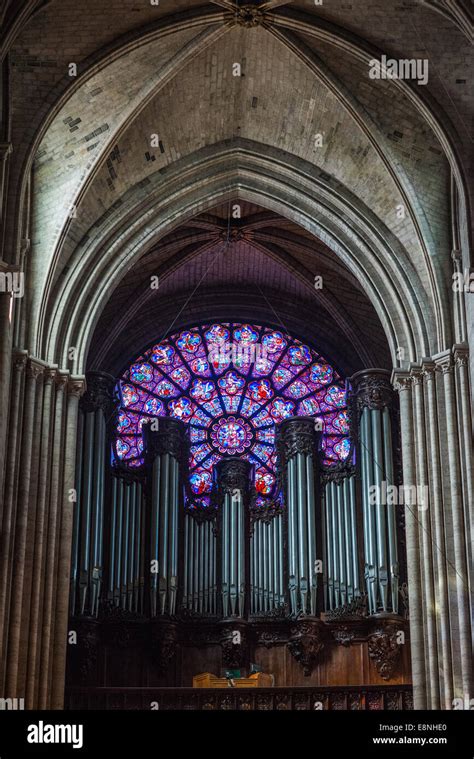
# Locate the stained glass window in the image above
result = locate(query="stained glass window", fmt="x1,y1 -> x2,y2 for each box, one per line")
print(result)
114,323 -> 351,508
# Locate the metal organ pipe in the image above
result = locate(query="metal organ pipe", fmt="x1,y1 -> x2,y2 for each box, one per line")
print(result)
383,407 -> 399,614
351,369 -> 399,616
217,458 -> 251,619
336,480 -> 346,606
73,372 -> 115,621
360,407 -> 376,614
143,418 -> 187,617
287,456 -> 297,614
349,475 -> 360,598
277,417 -> 320,617
229,491 -> 237,616
324,484 -> 333,610
321,461 -> 362,612
371,409 -> 389,611
330,482 -> 339,608
108,475 -> 117,604
121,483 -> 130,611
343,478 -> 353,602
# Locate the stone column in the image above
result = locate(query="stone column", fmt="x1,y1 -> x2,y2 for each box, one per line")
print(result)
277,416 -> 320,617
38,373 -> 67,709
421,361 -> 453,709
434,351 -> 473,703
217,458 -> 251,619
0,267 -> 14,531
392,371 -> 426,710
453,345 -> 473,579
4,358 -> 44,698
25,368 -> 56,708
411,367 -> 439,709
0,143 -> 13,252
51,377 -> 85,709
0,351 -> 27,694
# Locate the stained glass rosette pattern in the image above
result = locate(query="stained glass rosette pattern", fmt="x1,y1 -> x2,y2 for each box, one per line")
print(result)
114,323 -> 351,508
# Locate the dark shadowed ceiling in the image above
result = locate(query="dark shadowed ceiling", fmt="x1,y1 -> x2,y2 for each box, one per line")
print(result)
88,200 -> 391,378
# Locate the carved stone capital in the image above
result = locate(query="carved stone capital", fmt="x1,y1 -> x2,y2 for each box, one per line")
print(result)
434,351 -> 454,375
410,367 -> 424,386
391,370 -> 412,394
81,371 -> 115,412
26,358 -> 46,380
288,619 -> 325,676
68,376 -> 86,398
44,368 -> 58,385
351,369 -> 393,411
55,372 -> 69,391
143,417 -> 188,463
13,352 -> 28,372
420,360 -> 436,382
454,344 -> 469,368
276,416 -> 319,466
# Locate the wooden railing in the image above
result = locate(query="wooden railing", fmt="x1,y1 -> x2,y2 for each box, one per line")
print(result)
66,685 -> 413,711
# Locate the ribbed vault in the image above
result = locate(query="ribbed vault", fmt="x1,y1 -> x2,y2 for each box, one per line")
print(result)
4,0 -> 471,376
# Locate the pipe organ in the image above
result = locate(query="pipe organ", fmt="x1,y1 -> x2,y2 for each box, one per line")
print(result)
68,369 -> 408,690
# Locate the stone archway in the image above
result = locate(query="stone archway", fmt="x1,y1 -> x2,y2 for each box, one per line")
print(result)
0,0 -> 472,712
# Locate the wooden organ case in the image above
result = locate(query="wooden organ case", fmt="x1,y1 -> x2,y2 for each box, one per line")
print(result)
66,370 -> 412,710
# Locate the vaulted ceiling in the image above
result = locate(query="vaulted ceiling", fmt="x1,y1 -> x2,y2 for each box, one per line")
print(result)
88,200 -> 391,376
2,0 -> 472,373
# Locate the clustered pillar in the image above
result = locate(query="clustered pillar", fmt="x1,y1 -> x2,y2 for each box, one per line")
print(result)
393,348 -> 473,710
0,354 -> 85,709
